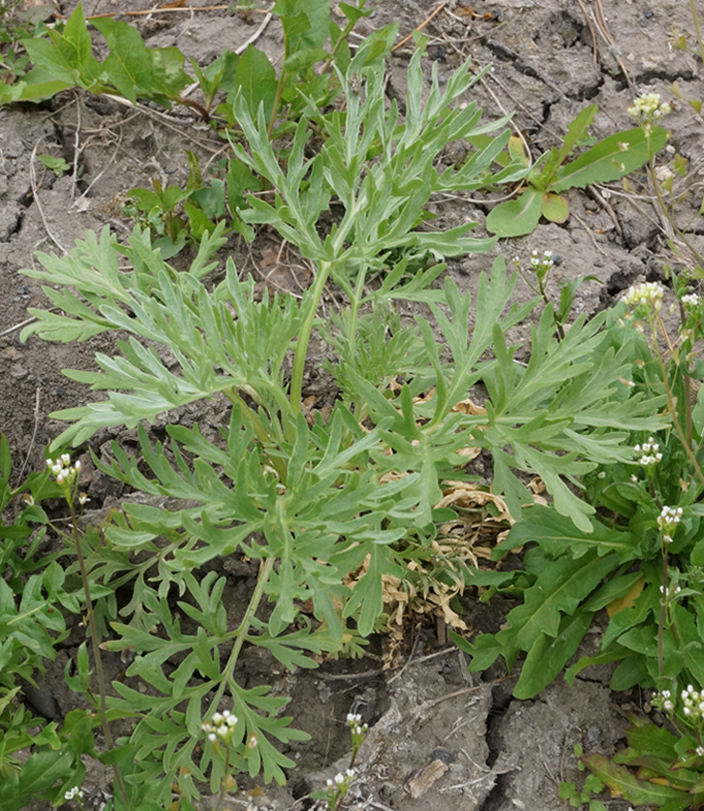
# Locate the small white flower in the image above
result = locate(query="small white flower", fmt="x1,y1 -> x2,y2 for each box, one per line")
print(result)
664,700 -> 674,711
346,713 -> 362,723
334,773 -> 345,785
212,712 -> 223,725
682,293 -> 700,307
697,746 -> 704,757
217,724 -> 228,737
208,732 -> 217,742
622,281 -> 664,312
61,453 -> 71,465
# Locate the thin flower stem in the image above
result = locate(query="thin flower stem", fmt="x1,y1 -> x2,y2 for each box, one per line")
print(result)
658,546 -> 668,679
212,748 -> 231,811
649,316 -> 704,487
68,499 -> 128,805
211,556 -> 276,711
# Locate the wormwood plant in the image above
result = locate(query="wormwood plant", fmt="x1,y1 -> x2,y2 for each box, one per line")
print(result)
19,53 -> 665,808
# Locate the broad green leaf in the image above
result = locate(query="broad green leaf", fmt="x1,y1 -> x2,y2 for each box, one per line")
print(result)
497,505 -> 639,559
582,754 -> 691,810
486,186 -> 543,237
93,17 -> 154,103
19,749 -> 74,794
541,191 -> 569,223
552,126 -> 668,192
150,46 -> 191,101
231,45 -> 278,122
495,551 -> 618,668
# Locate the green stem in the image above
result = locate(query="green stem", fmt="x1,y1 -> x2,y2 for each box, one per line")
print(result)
210,556 -> 276,711
267,70 -> 288,140
68,500 -> 128,806
290,259 -> 335,410
658,545 -> 668,680
346,261 -> 370,359
212,747 -> 231,811
652,317 -> 704,487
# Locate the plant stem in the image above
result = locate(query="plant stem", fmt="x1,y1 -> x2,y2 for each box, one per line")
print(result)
650,316 -> 704,487
289,259 -> 335,410
211,555 -> 276,711
690,0 -> 704,65
68,499 -> 128,806
658,546 -> 668,679
212,748 -> 231,811
267,70 -> 288,140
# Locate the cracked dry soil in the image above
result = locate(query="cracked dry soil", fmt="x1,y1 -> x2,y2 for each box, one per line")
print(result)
2,1 -> 703,810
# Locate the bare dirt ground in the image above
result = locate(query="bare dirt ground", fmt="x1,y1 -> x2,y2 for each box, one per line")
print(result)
2,1 -> 703,809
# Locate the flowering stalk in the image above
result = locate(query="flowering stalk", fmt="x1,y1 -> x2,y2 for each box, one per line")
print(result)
653,682 -> 704,756
629,92 -> 704,274
46,455 -> 128,806
201,709 -> 239,811
512,250 -> 565,338
321,712 -> 369,810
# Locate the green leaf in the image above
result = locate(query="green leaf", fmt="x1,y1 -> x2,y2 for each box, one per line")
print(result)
552,126 -> 668,192
0,433 -> 10,481
92,17 -> 153,104
39,154 -> 70,176
497,505 -> 639,560
582,754 -> 692,810
19,748 -> 74,794
541,191 -> 569,223
513,608 -> 594,698
468,550 -> 620,675
232,45 -> 278,122
555,104 -> 597,165
486,186 -> 543,237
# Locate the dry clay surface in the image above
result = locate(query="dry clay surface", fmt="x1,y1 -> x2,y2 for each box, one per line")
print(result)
1,1 -> 702,810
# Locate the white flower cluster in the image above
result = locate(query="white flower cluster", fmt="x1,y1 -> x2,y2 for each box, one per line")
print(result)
46,453 -> 82,486
681,684 -> 704,720
622,281 -> 664,312
346,712 -> 368,737
658,505 -> 683,543
659,583 -> 681,598
326,768 -> 356,789
202,708 -> 237,743
64,786 -> 84,801
681,292 -> 701,308
634,437 -> 662,466
627,92 -> 672,120
654,688 -> 675,712
530,249 -> 554,269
